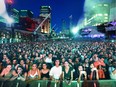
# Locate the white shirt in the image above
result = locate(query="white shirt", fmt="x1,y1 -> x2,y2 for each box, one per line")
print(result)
49,66 -> 62,80
45,57 -> 52,63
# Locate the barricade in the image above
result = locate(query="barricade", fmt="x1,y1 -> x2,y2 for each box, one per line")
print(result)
0,80 -> 116,87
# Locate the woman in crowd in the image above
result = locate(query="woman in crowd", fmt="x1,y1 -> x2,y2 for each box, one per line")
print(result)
27,63 -> 40,80
62,61 -> 73,85
98,65 -> 105,79
0,64 -> 14,80
89,62 -> 99,80
10,66 -> 27,81
74,65 -> 87,81
40,63 -> 50,80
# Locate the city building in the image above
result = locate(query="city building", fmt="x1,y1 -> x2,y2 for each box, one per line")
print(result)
39,6 -> 51,34
84,0 -> 111,27
19,10 -> 33,18
11,8 -> 19,23
110,0 -> 116,21
0,17 -> 6,23
62,20 -> 66,31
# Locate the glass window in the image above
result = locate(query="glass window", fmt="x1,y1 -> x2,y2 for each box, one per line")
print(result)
104,4 -> 108,6
104,17 -> 108,19
104,20 -> 108,22
98,14 -> 103,16
104,14 -> 108,16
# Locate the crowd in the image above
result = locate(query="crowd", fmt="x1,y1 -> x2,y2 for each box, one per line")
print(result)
0,40 -> 116,84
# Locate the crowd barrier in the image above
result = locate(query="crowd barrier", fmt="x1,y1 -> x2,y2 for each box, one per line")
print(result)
0,80 -> 116,87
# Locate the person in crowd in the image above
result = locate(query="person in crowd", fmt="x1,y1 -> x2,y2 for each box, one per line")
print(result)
61,58 -> 65,66
2,54 -> 8,63
45,53 -> 53,69
0,64 -> 14,80
89,62 -> 99,80
2,54 -> 10,68
83,58 -> 89,71
74,58 -> 80,70
92,54 -> 105,68
62,61 -> 73,85
11,53 -> 17,60
40,62 -> 50,80
74,65 -> 87,81
35,53 -> 40,60
12,59 -> 19,70
98,65 -> 105,79
19,59 -> 28,72
27,63 -> 40,80
49,59 -> 62,80
10,66 -> 27,81
5,58 -> 11,65
68,58 -> 74,67
109,61 -> 116,80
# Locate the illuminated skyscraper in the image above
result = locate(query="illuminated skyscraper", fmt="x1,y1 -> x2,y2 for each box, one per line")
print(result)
110,0 -> 116,21
62,20 -> 66,31
85,0 -> 111,26
39,6 -> 51,34
11,8 -> 19,23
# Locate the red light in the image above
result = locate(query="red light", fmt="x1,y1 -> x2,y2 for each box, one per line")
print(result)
7,0 -> 13,4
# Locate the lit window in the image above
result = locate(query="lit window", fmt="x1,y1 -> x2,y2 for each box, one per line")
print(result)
104,14 -> 108,16
104,4 -> 108,6
98,14 -> 103,16
104,20 -> 108,22
104,17 -> 108,19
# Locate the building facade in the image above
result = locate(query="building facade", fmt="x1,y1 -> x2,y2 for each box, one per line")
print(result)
110,0 -> 116,21
39,6 -> 51,34
84,0 -> 111,26
19,10 -> 33,18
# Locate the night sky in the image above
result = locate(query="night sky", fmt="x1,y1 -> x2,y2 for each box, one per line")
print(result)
12,0 -> 85,33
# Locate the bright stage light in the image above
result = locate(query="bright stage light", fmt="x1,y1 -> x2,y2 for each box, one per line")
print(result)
71,27 -> 78,35
6,17 -> 14,24
0,0 -> 6,16
0,0 -> 14,24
